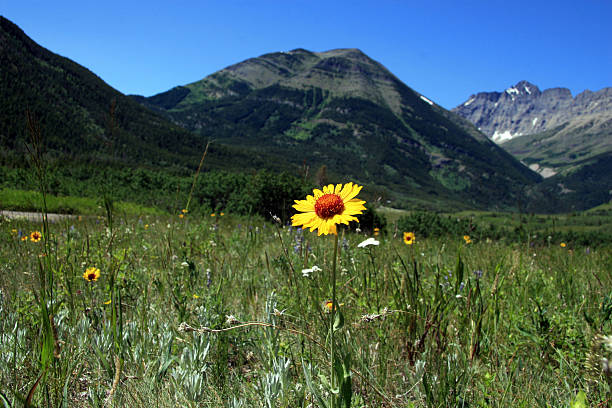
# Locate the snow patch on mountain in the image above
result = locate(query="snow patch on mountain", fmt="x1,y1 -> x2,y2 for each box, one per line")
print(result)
420,95 -> 434,105
464,97 -> 475,106
492,130 -> 514,143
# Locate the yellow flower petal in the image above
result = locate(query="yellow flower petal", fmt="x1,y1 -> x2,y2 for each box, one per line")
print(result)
293,199 -> 315,212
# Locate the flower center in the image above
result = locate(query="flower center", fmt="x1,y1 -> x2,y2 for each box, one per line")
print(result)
87,273 -> 96,281
315,194 -> 345,219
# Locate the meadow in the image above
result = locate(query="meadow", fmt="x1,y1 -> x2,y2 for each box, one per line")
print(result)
1,199 -> 611,407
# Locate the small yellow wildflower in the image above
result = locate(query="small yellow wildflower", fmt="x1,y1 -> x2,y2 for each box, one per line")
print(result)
560,242 -> 566,248
220,212 -> 225,216
403,232 -> 415,245
21,236 -> 28,242
104,299 -> 112,305
323,300 -> 344,312
30,231 -> 42,242
83,267 -> 101,282
211,213 -> 216,217
193,294 -> 200,299
463,235 -> 472,244
181,209 -> 188,214
179,214 -> 184,219
374,227 -> 380,236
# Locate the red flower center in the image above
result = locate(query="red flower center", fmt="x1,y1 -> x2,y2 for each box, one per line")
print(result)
315,194 -> 345,219
87,273 -> 96,281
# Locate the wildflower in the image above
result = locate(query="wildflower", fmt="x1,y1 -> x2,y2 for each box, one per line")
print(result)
211,213 -> 216,217
21,236 -> 28,242
560,242 -> 566,248
358,237 -> 380,248
83,267 -> 101,282
30,231 -> 42,242
181,209 -> 188,214
473,269 -> 483,279
144,224 -> 149,229
179,214 -> 184,219
272,214 -> 281,224
302,265 -> 322,277
220,212 -> 225,216
181,261 -> 189,267
403,232 -> 415,245
192,294 -> 199,299
374,227 -> 380,236
323,300 -> 344,312
463,235 -> 472,244
104,299 -> 112,305
225,315 -> 240,325
11,229 -> 17,234
291,182 -> 366,236
360,307 -> 393,323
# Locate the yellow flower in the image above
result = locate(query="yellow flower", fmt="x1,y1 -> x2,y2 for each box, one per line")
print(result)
193,294 -> 200,299
83,267 -> 101,282
104,299 -> 112,305
211,213 -> 216,217
324,300 -> 344,312
560,242 -> 566,248
30,231 -> 42,242
220,212 -> 225,216
463,235 -> 472,244
181,209 -> 188,214
144,224 -> 149,229
403,232 -> 415,245
291,182 -> 366,236
179,214 -> 184,219
21,236 -> 28,242
374,227 -> 380,236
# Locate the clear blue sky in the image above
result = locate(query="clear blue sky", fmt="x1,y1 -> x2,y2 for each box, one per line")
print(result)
3,0 -> 611,109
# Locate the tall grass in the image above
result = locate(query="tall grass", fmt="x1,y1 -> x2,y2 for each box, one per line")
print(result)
1,210 -> 610,406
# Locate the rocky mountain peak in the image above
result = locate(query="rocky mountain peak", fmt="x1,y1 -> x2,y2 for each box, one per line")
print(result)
453,80 -> 612,143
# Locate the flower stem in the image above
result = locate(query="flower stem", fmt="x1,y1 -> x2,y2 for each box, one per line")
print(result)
330,232 -> 339,408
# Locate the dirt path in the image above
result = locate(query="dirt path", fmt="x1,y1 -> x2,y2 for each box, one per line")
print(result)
1,210 -> 77,223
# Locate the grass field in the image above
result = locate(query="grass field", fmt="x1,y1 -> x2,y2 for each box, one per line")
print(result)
1,197 -> 611,407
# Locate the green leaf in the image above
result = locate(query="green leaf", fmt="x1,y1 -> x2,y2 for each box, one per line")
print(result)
333,309 -> 344,332
569,390 -> 587,408
455,253 -> 464,295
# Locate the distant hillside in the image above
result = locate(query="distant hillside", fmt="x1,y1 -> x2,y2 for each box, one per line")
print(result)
452,80 -> 612,210
0,16 -> 295,176
135,48 -> 541,210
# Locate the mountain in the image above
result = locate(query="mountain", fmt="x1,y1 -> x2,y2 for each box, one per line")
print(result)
134,48 -> 541,210
453,81 -> 612,211
452,80 -> 612,144
0,15 -> 290,175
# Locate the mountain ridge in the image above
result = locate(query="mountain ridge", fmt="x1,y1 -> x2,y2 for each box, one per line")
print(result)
135,48 -> 542,210
453,80 -> 612,143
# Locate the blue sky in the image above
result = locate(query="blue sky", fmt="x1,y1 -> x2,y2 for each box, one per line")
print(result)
3,0 -> 611,109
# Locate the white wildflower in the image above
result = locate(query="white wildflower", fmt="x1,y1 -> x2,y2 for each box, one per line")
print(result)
302,265 -> 322,277
357,237 -> 379,248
